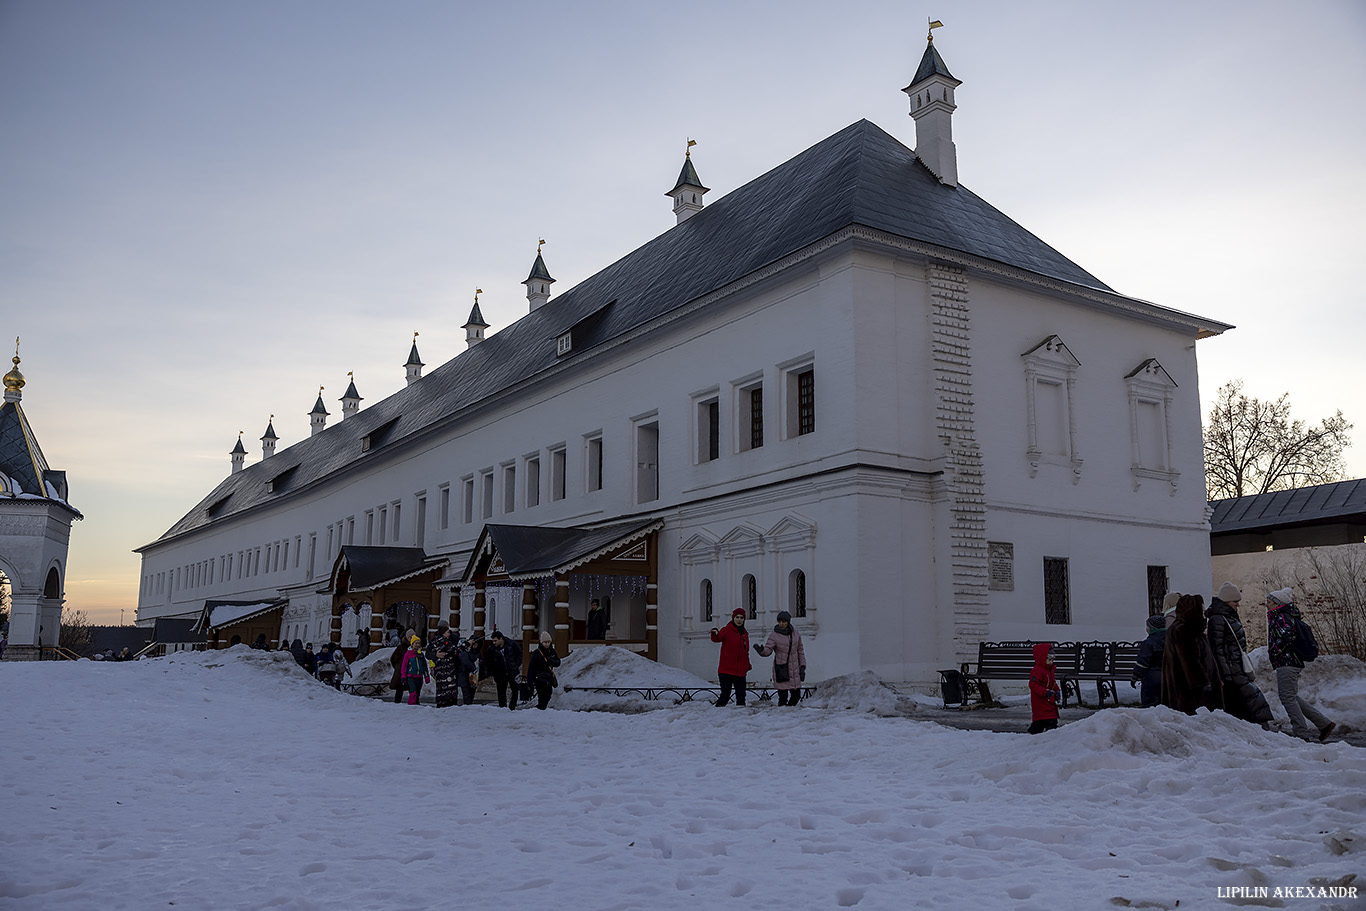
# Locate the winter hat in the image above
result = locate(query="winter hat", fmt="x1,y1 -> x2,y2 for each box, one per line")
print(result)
1217,581 -> 1243,603
410,636 -> 422,648
1146,614 -> 1166,634
776,611 -> 792,623
1267,588 -> 1294,606
731,608 -> 746,620
1162,592 -> 1182,614
539,631 -> 553,645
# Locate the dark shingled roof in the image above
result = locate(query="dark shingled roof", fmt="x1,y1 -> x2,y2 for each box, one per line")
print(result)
340,546 -> 446,590
1209,479 -> 1366,535
341,380 -> 362,401
463,302 -> 489,328
464,519 -> 662,581
148,119 -> 1218,548
261,422 -> 277,441
668,156 -> 708,195
0,400 -> 49,496
525,253 -> 555,284
909,42 -> 958,87
310,396 -> 329,416
405,342 -> 424,367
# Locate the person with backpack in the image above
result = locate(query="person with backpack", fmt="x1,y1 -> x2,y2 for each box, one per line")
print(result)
1266,588 -> 1335,741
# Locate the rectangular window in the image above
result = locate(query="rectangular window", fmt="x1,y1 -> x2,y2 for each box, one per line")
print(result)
636,420 -> 659,503
326,527 -> 333,560
295,536 -> 301,568
463,476 -> 475,524
439,485 -> 450,530
784,364 -> 815,438
415,496 -> 427,548
1136,400 -> 1167,470
526,456 -> 541,508
550,447 -> 566,502
306,535 -> 316,581
737,379 -> 763,452
392,503 -> 402,543
1043,557 -> 1071,625
503,464 -> 516,514
364,511 -> 374,546
482,471 -> 494,519
378,507 -> 387,543
1146,565 -> 1168,617
697,397 -> 719,463
585,435 -> 603,493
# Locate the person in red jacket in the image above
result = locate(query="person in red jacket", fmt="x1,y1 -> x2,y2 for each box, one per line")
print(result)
710,609 -> 752,707
1028,642 -> 1061,734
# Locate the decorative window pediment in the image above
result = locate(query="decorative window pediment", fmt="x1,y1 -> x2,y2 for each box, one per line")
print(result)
766,513 -> 816,550
1125,358 -> 1180,494
717,523 -> 765,558
1021,335 -> 1083,483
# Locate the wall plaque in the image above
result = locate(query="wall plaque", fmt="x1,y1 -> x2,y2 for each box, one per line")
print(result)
988,541 -> 1014,591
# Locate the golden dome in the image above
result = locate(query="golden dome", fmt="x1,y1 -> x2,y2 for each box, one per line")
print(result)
2,355 -> 22,393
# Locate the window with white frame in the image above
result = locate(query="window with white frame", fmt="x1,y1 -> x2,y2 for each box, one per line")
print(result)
462,476 -> 475,524
1125,358 -> 1180,494
694,391 -> 720,463
550,446 -> 566,501
635,418 -> 659,503
438,484 -> 450,530
525,455 -> 541,508
781,358 -> 815,439
481,470 -> 494,519
1021,336 -> 1083,483
584,433 -> 603,493
736,376 -> 764,452
502,463 -> 516,514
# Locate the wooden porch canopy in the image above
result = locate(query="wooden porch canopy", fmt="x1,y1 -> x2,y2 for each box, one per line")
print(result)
330,545 -> 449,648
194,598 -> 286,649
458,518 -> 663,661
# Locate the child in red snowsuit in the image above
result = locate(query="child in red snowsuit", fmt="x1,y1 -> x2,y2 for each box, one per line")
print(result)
1029,642 -> 1061,734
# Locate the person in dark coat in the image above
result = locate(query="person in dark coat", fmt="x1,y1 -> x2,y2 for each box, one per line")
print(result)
586,599 -> 607,640
1130,615 -> 1166,707
315,643 -> 337,686
527,631 -> 562,710
290,639 -> 311,673
388,630 -> 412,704
251,634 -> 269,651
1161,594 -> 1224,715
710,609 -> 752,707
355,626 -> 370,660
456,638 -> 479,705
1206,581 -> 1273,727
430,627 -> 460,708
1267,588 -> 1335,741
1028,642 -> 1061,733
484,630 -> 523,710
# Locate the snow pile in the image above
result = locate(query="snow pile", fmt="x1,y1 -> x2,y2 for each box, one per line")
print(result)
555,645 -> 715,713
349,647 -> 397,687
3,648 -> 1365,910
802,670 -> 923,716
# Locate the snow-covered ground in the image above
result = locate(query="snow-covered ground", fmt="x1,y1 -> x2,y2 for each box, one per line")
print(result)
2,646 -> 1363,910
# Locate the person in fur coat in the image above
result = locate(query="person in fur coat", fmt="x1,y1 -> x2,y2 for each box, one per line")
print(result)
755,611 -> 807,706
1205,581 -> 1273,727
1161,594 -> 1224,715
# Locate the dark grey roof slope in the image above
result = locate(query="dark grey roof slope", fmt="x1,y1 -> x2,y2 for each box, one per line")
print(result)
525,253 -> 555,283
1209,479 -> 1366,535
668,156 -> 708,194
149,119 -> 1199,547
0,401 -> 49,496
464,519 -> 662,581
909,42 -> 957,86
340,546 -> 446,590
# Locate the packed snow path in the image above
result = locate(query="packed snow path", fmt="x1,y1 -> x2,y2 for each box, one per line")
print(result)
2,648 -> 1362,910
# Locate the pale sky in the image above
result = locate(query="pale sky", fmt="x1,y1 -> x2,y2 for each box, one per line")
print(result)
2,0 -> 1363,624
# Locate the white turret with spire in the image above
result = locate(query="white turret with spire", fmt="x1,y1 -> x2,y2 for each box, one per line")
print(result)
260,417 -> 278,460
230,432 -> 247,474
339,372 -> 362,420
463,289 -> 489,348
309,386 -> 329,437
903,20 -> 961,187
666,139 -> 709,224
524,240 -> 556,312
405,332 -> 424,386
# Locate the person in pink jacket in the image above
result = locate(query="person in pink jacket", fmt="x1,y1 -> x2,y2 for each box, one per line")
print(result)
755,611 -> 807,706
1028,642 -> 1061,734
710,609 -> 751,707
401,635 -> 430,706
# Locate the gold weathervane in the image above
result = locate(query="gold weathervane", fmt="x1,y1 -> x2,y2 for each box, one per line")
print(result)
537,239 -> 546,255
927,18 -> 943,41
686,138 -> 697,157
474,288 -> 483,304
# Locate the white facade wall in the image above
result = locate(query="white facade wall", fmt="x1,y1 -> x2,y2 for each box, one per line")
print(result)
137,237 -> 1216,685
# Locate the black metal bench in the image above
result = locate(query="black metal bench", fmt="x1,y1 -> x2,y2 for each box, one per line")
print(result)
1057,640 -> 1143,708
939,641 -> 1043,708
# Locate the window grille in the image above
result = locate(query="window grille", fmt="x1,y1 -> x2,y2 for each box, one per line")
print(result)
797,370 -> 815,435
1146,565 -> 1168,616
1043,557 -> 1071,624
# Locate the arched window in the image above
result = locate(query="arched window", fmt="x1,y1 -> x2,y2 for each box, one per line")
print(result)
701,579 -> 713,623
789,569 -> 807,618
44,567 -> 60,599
743,574 -> 757,619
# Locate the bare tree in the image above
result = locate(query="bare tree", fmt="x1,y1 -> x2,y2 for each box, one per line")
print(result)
59,607 -> 94,656
1204,379 -> 1353,500
1294,547 -> 1366,662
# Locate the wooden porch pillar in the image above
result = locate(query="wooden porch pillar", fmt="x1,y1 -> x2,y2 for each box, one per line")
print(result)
448,588 -> 461,633
366,600 -> 383,649
329,598 -> 343,647
427,586 -> 441,638
521,583 -> 538,675
646,581 -> 658,661
473,583 -> 485,639
554,574 -> 570,658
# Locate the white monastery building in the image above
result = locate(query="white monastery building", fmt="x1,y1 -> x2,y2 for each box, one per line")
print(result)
135,36 -> 1231,686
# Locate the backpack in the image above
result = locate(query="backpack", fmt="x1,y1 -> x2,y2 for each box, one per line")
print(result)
1292,617 -> 1319,662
